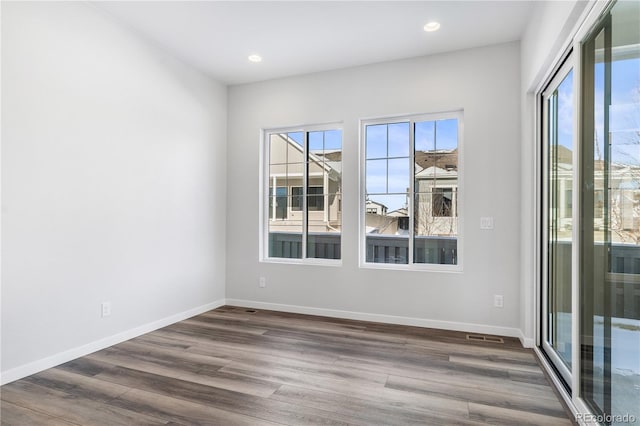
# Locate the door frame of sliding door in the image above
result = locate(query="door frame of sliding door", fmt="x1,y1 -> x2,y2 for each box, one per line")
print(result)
535,0 -> 617,419
540,52 -> 577,389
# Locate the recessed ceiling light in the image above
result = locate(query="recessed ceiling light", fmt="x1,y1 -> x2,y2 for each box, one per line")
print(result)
248,54 -> 262,63
423,22 -> 441,32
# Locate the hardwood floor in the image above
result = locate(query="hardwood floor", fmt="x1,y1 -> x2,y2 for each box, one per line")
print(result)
1,306 -> 573,425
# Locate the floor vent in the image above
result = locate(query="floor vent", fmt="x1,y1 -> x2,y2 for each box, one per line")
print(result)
245,309 -> 257,313
466,334 -> 504,344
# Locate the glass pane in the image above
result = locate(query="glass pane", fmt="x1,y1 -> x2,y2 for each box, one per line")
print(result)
307,233 -> 341,260
414,118 -> 459,266
325,154 -> 342,193
291,187 -> 303,211
306,188 -> 324,211
436,119 -> 458,151
287,132 -> 304,164
609,2 -> 640,420
307,193 -> 341,260
365,194 -> 408,264
268,186 -> 288,220
581,1 -> 640,420
414,190 -> 458,265
414,117 -> 459,219
306,130 -> 342,260
269,163 -> 287,186
306,194 -> 326,226
308,155 -> 325,179
308,131 -> 323,153
415,143 -> 437,186
415,121 -> 435,152
366,159 -> 387,194
287,162 -> 305,183
432,188 -> 454,217
326,193 -> 342,223
366,124 -> 388,159
270,133 -> 289,165
388,122 -> 410,157
548,69 -> 574,373
269,193 -> 302,259
324,129 -> 342,151
589,26 -> 608,414
288,131 -> 304,146
388,158 -> 409,193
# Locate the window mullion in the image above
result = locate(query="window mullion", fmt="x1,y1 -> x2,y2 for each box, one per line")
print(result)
271,175 -> 276,220
386,125 -> 390,193
303,132 -> 308,259
409,121 -> 415,264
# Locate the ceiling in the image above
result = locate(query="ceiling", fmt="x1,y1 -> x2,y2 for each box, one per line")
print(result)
94,1 -> 536,85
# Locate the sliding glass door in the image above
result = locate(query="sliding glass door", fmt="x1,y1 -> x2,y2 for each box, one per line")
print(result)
580,1 -> 640,421
542,58 -> 575,386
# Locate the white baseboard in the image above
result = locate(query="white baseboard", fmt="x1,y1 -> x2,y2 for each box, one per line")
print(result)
225,298 -> 523,339
0,299 -> 225,385
518,330 -> 536,348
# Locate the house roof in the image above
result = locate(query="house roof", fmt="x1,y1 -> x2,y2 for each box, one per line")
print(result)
415,166 -> 458,179
414,149 -> 458,171
388,207 -> 408,217
366,200 -> 387,209
277,134 -> 342,179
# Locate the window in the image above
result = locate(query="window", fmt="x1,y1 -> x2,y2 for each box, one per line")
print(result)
292,186 -> 324,211
291,187 -> 302,211
397,216 -> 409,231
542,54 -> 574,386
269,187 -> 288,219
263,126 -> 342,262
564,189 -> 572,219
362,111 -> 462,267
432,187 -> 454,217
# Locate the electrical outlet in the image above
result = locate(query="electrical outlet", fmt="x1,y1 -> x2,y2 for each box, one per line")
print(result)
494,295 -> 504,308
101,302 -> 111,317
259,277 -> 266,288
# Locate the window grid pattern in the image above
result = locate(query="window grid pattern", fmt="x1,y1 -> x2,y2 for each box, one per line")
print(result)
265,127 -> 342,261
363,112 -> 461,267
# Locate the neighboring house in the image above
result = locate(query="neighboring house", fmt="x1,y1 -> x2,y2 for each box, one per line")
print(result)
414,158 -> 459,237
365,199 -> 388,215
388,207 -> 409,235
551,145 -> 640,244
365,149 -> 459,237
268,133 -> 342,233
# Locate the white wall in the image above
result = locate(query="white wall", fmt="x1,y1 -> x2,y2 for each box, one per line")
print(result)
521,0 -> 587,94
518,0 -> 590,345
1,2 -> 227,381
227,42 -> 522,336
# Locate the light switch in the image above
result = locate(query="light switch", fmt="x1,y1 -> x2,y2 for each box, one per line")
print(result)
480,217 -> 494,230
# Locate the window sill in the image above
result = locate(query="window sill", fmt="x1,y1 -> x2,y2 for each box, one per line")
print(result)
358,261 -> 463,273
260,257 -> 343,267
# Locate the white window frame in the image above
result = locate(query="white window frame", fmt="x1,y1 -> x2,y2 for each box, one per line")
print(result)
259,122 -> 343,266
359,110 -> 464,272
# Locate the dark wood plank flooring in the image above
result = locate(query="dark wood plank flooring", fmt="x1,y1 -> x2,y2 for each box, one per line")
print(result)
1,306 -> 573,425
